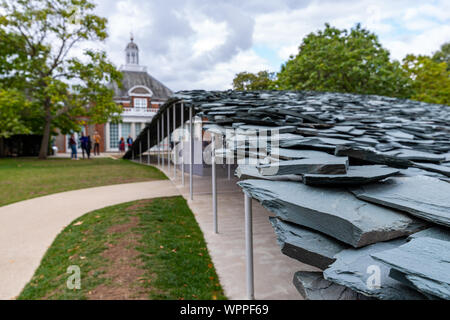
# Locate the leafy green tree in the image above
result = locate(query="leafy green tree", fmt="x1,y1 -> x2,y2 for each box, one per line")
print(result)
0,0 -> 122,159
432,42 -> 450,71
402,54 -> 450,105
0,88 -> 32,138
276,23 -> 412,98
232,71 -> 275,91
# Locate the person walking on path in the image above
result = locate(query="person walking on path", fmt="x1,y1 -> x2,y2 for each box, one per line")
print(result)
119,137 -> 125,154
93,131 -> 101,156
85,135 -> 92,159
127,135 -> 133,151
80,134 -> 91,159
69,134 -> 78,160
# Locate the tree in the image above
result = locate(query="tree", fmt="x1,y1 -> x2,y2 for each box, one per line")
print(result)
276,23 -> 412,98
0,0 -> 122,159
402,54 -> 450,105
232,71 -> 275,91
0,88 -> 32,138
432,42 -> 450,71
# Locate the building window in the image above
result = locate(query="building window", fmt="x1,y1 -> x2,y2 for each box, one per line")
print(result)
110,123 -> 119,149
135,123 -> 141,137
121,123 -> 131,139
134,98 -> 147,111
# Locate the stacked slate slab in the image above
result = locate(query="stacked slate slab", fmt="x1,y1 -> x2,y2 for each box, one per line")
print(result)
128,89 -> 450,300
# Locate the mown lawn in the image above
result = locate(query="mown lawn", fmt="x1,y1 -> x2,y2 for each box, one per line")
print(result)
0,158 -> 167,207
18,197 -> 226,300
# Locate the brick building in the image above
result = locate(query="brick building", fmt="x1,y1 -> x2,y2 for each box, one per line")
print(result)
54,36 -> 172,153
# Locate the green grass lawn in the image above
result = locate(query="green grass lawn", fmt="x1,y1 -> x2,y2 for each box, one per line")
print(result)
0,158 -> 167,207
18,197 -> 226,300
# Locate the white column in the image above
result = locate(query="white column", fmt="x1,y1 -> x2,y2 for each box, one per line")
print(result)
212,133 -> 218,234
131,122 -> 136,140
157,120 -> 160,166
245,192 -> 255,300
105,122 -> 110,152
162,114 -> 165,168
167,108 -> 171,174
181,103 -> 185,186
189,107 -> 194,200
147,127 -> 150,165
173,104 -> 176,179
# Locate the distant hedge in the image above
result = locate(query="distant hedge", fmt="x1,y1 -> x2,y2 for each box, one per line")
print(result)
0,135 -> 43,157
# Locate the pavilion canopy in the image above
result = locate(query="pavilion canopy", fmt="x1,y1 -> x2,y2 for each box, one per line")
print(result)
126,90 -> 450,300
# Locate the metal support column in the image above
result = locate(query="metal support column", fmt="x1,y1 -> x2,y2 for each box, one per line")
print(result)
167,107 -> 171,174
212,133 -> 218,234
181,103 -> 185,186
139,141 -> 142,163
162,113 -> 165,168
173,104 -> 176,179
245,192 -> 255,300
157,120 -> 160,166
228,164 -> 231,180
147,128 -> 150,165
189,107 -> 194,200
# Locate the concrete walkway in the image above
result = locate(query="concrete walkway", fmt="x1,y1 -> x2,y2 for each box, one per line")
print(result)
1,159 -> 317,300
0,180 -> 179,300
154,162 -> 318,300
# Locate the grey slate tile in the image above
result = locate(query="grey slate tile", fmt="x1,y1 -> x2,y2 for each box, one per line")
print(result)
238,179 -> 426,247
352,176 -> 450,227
407,227 -> 450,242
270,217 -> 347,270
323,239 -> 426,300
302,165 -> 400,186
257,158 -> 349,176
371,237 -> 450,299
293,271 -> 370,300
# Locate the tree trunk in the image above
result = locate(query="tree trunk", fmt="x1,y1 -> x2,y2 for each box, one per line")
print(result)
39,106 -> 52,160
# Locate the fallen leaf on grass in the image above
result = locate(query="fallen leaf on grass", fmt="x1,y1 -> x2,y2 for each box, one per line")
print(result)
73,221 -> 83,226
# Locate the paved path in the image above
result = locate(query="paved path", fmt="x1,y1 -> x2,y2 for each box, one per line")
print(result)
154,163 -> 318,300
0,180 -> 179,300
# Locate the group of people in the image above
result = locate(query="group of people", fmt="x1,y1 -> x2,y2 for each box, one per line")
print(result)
69,132 -> 102,160
118,136 -> 134,153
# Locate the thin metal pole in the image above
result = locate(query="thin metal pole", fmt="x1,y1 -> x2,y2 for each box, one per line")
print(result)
167,107 -> 171,174
245,192 -> 255,300
212,134 -> 218,234
162,113 -> 165,168
181,103 -> 185,186
157,119 -> 160,166
189,107 -> 194,201
147,127 -> 150,165
173,104 -> 176,179
228,163 -> 231,180
139,140 -> 142,163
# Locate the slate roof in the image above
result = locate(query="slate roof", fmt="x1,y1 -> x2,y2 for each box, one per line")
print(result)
109,70 -> 173,101
131,89 -> 450,300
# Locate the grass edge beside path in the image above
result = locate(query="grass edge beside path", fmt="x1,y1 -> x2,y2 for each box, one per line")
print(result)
18,196 -> 227,300
0,158 -> 167,207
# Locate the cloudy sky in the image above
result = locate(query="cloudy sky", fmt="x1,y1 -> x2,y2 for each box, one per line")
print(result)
91,0 -> 449,91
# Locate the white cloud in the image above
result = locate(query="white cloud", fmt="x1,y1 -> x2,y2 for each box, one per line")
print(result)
88,0 -> 450,91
